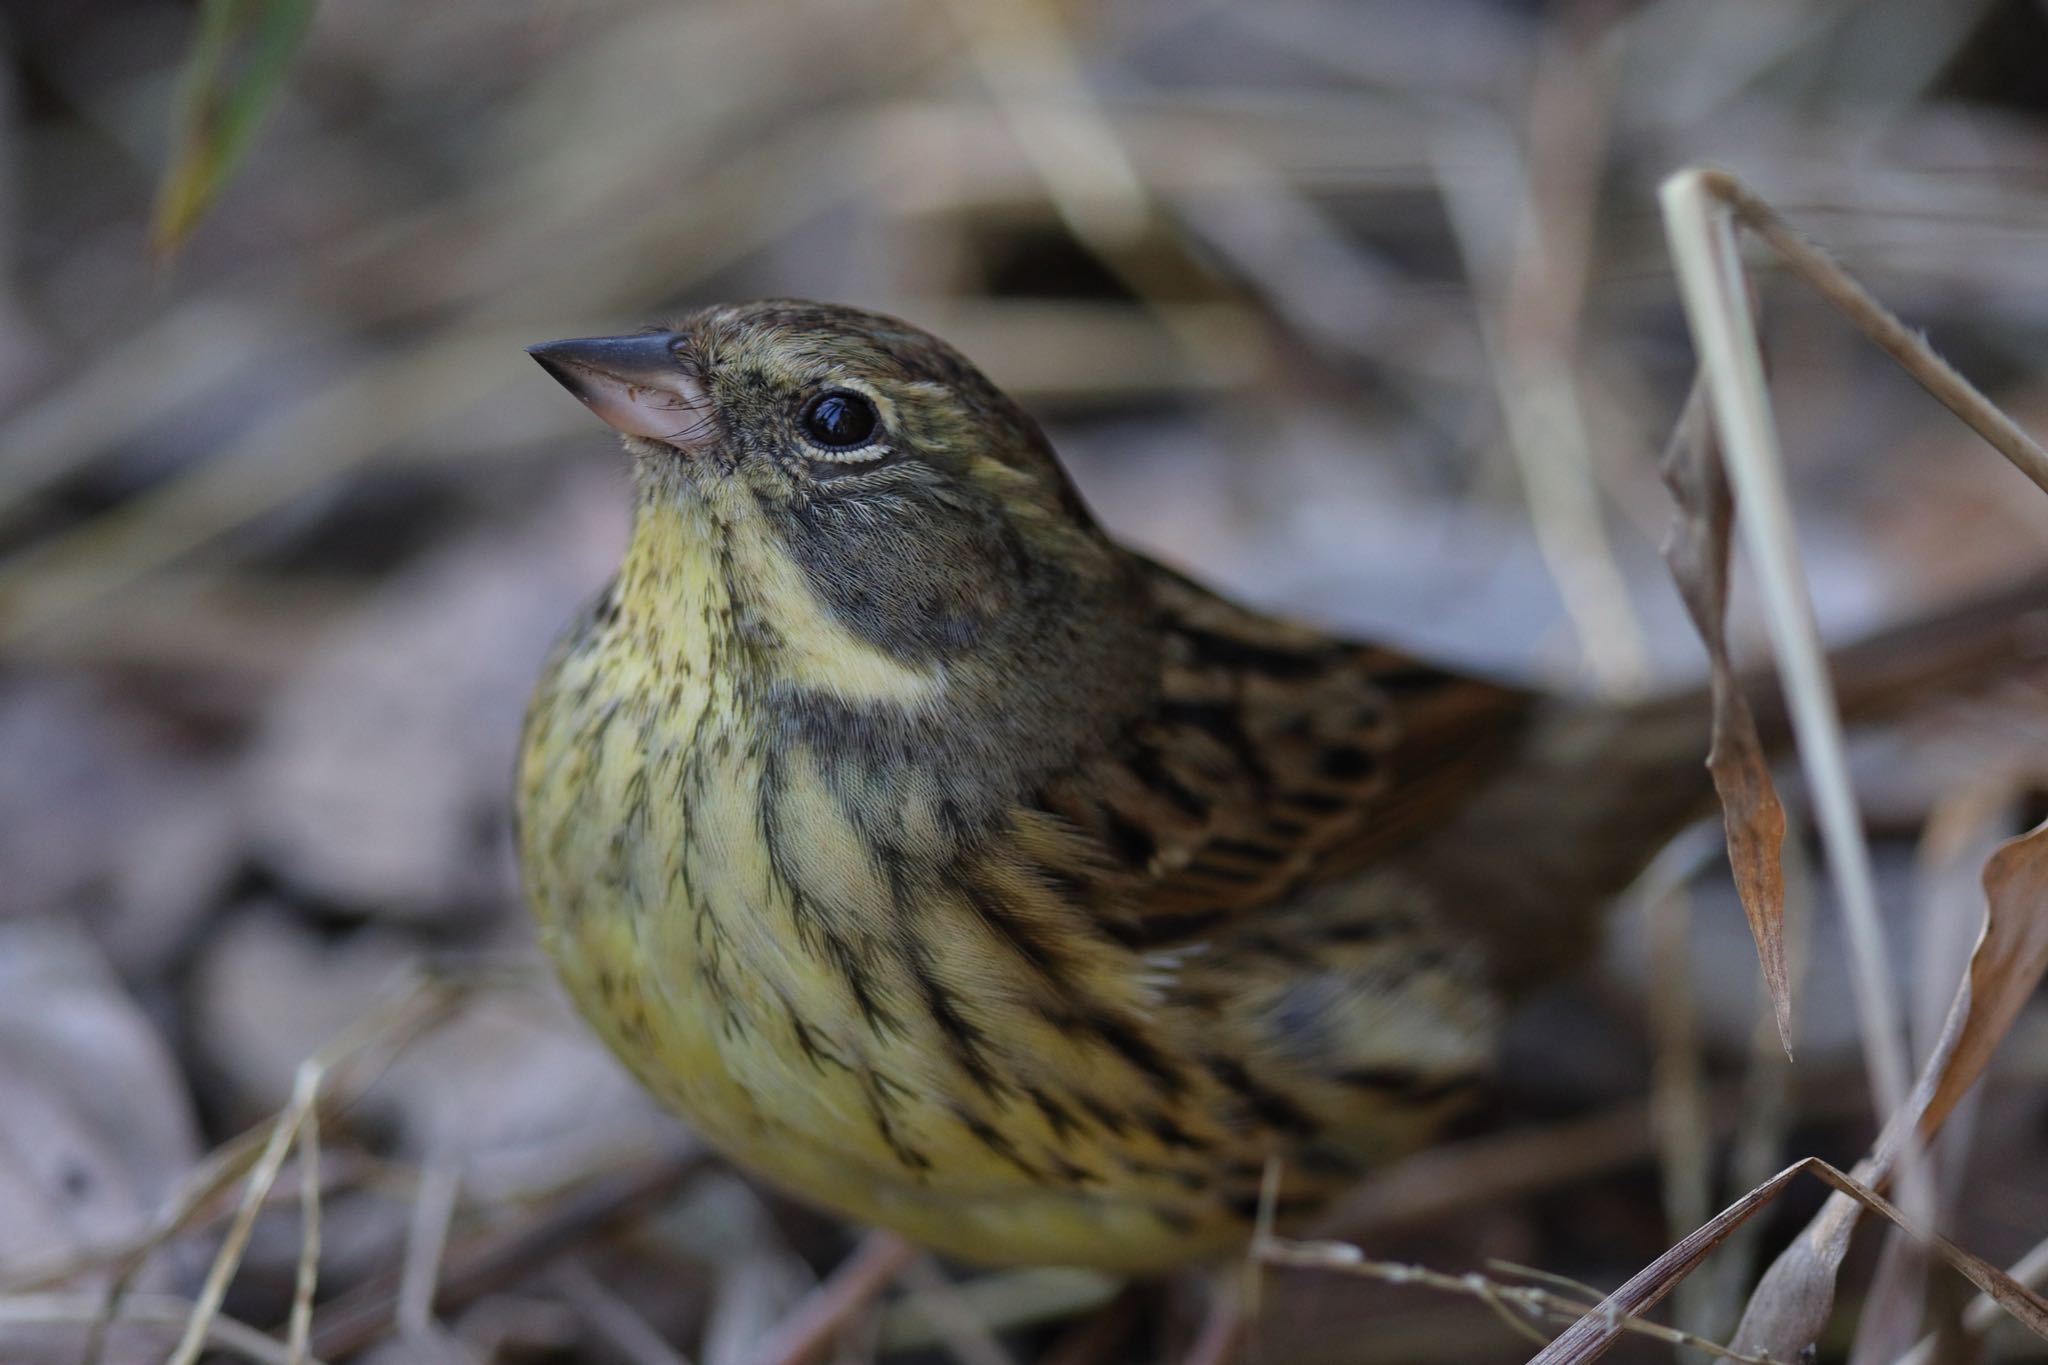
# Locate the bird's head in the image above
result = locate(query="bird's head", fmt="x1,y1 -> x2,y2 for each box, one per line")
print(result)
528,301 -> 1158,774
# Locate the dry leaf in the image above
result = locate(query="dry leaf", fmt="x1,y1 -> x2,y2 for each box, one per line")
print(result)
1541,347 -> 2048,1365
1543,810 -> 2048,1364
1727,815 -> 2048,1358
1658,378 -> 1793,1052
1527,1156 -> 2048,1364
1524,1154 -> 1791,1364
1801,1163 -> 2048,1340
1924,818 -> 2048,1127
1844,790 -> 2009,1365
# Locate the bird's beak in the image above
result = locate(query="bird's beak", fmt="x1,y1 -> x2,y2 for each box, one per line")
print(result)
526,333 -> 715,447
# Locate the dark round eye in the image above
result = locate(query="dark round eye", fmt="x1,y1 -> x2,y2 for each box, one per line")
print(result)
799,390 -> 879,449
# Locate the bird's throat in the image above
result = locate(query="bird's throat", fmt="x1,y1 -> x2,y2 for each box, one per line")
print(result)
617,486 -> 949,711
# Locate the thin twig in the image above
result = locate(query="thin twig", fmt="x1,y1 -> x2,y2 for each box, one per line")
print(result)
1257,1239 -> 1777,1364
76,980 -> 462,1364
397,1156 -> 462,1339
286,1106 -> 322,1365
553,1258 -> 696,1365
309,1141 -> 705,1361
0,1293 -> 319,1365
169,1059 -> 323,1365
1895,1234 -> 2048,1365
741,1232 -> 916,1365
893,1256 -> 1019,1365
1661,162 -> 1915,1134
1711,171 -> 2048,498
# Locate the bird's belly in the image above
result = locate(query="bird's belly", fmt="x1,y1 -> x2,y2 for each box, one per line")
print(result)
517,675 -> 1244,1269
528,814 -> 1244,1269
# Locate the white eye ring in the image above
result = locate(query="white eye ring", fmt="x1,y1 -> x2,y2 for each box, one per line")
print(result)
798,388 -> 885,459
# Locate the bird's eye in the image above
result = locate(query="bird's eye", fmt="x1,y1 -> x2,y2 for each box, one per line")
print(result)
799,389 -> 880,452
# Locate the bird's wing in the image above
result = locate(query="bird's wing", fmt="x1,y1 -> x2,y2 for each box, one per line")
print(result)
1034,560 -> 1538,948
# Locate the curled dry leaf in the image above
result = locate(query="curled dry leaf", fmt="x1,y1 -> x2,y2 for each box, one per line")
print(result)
1657,377 -> 1793,1052
1925,818 -> 2048,1129
1728,815 -> 2048,1359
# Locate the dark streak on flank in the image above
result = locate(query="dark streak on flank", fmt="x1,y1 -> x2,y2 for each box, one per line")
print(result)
880,842 -> 1010,1100
1025,1085 -> 1081,1141
1224,1190 -> 1323,1223
824,929 -> 899,1037
1142,1110 -> 1214,1153
1059,1009 -> 1186,1098
1200,1053 -> 1319,1136
958,1110 -> 1046,1181
1118,1155 -> 1209,1191
789,1011 -> 851,1073
863,1078 -> 932,1173
957,872 -> 1079,985
1080,1094 -> 1133,1137
919,963 -> 1007,1100
591,576 -> 622,628
1025,857 -> 1096,910
756,748 -> 822,948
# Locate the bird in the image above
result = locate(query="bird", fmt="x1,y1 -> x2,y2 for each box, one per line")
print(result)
516,299 -> 2041,1273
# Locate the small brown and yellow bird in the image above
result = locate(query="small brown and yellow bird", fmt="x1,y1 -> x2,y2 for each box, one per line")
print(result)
516,300 -> 2033,1271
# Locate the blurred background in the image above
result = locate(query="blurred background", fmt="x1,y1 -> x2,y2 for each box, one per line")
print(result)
5,1 -> 2048,1361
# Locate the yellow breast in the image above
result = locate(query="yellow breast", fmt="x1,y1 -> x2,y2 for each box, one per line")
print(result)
516,491 -> 1265,1269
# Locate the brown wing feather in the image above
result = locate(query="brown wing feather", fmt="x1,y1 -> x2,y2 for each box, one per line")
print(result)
1039,560 -> 1537,946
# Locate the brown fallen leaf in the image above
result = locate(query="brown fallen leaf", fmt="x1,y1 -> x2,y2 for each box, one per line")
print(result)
1658,376 -> 1793,1053
1525,814 -> 2048,1363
